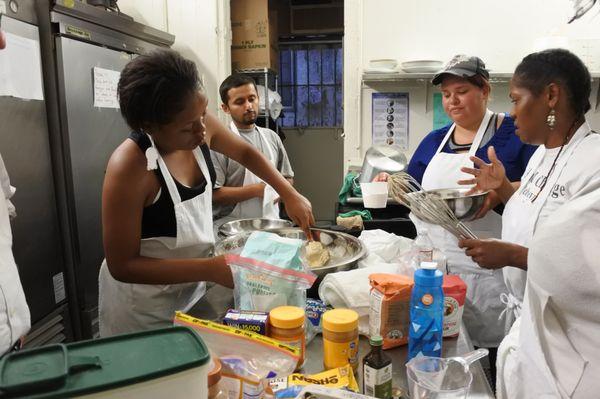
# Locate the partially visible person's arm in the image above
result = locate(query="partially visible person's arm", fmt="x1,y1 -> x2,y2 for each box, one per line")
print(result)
458,238 -> 528,270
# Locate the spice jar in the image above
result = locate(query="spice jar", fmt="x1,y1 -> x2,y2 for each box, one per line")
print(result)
269,306 -> 306,370
208,358 -> 227,399
322,308 -> 359,371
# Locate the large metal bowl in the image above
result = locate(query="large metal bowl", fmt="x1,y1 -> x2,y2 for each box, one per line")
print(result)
419,188 -> 488,221
218,218 -> 294,237
214,227 -> 366,279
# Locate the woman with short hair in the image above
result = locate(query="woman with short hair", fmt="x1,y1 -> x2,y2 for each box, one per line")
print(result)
99,49 -> 314,336
457,48 -> 600,397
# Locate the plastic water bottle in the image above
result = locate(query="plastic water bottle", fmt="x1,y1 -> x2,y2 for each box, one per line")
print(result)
408,261 -> 444,361
414,229 -> 434,263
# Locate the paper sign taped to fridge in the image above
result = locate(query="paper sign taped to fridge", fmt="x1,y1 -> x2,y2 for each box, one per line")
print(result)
0,32 -> 44,101
93,66 -> 120,109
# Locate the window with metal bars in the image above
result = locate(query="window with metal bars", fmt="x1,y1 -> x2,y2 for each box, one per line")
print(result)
279,42 -> 343,128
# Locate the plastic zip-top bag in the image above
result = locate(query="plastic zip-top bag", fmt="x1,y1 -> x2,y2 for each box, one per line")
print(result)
174,313 -> 300,399
226,253 -> 317,313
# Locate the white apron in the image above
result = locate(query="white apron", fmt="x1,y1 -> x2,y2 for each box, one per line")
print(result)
498,188 -> 600,399
497,124 -> 596,397
229,122 -> 280,220
99,136 -> 215,337
500,122 -> 593,330
411,110 -> 507,347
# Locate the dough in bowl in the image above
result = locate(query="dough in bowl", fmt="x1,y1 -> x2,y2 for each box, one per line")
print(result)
305,241 -> 330,268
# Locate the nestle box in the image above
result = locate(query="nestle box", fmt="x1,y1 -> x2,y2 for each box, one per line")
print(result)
231,0 -> 279,72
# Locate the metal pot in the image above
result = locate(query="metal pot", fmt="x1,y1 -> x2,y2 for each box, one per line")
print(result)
214,227 -> 366,279
359,145 -> 407,183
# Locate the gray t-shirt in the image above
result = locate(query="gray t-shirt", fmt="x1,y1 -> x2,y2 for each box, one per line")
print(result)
211,126 -> 294,219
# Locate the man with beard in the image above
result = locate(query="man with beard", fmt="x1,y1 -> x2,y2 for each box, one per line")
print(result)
212,74 -> 294,226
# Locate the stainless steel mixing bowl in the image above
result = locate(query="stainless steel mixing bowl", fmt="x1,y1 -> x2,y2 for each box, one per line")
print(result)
217,218 -> 294,237
214,227 -> 366,279
421,188 -> 488,221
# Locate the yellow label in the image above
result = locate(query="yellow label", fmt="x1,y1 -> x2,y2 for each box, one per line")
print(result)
280,364 -> 359,392
174,312 -> 300,358
64,0 -> 75,8
323,337 -> 359,370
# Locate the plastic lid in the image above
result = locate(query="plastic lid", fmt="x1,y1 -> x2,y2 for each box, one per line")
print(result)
208,358 -> 222,387
322,309 -> 359,332
369,335 -> 383,346
414,266 -> 443,287
269,306 -> 305,329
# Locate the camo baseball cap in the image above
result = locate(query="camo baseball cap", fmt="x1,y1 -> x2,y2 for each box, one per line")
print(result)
432,55 -> 490,85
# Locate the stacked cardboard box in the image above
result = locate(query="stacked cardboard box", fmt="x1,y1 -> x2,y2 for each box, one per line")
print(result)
231,0 -> 279,72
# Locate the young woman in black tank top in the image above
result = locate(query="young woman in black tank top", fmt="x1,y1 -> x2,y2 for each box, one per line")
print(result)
100,50 -> 314,335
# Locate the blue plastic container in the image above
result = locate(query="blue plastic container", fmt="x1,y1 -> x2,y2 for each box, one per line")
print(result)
408,262 -> 444,361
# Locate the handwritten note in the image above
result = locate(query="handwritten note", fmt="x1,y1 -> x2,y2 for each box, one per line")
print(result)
93,67 -> 120,109
0,32 -> 44,100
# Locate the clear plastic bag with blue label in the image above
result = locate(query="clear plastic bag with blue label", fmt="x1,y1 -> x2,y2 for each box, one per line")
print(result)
226,245 -> 316,312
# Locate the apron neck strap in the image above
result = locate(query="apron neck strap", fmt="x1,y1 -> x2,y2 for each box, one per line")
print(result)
145,133 -> 210,205
437,109 -> 494,156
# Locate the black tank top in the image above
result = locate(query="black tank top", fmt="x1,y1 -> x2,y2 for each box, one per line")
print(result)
129,131 -> 216,239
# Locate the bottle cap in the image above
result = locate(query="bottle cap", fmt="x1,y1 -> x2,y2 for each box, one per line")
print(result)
420,261 -> 437,270
369,335 -> 383,346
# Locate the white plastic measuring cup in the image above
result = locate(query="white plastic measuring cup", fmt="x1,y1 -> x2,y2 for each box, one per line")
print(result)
360,182 -> 388,208
406,348 -> 488,398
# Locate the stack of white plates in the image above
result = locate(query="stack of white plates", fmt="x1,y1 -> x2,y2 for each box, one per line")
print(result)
401,60 -> 443,73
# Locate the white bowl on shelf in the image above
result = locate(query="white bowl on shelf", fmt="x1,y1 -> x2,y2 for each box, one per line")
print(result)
401,60 -> 443,73
369,58 -> 398,70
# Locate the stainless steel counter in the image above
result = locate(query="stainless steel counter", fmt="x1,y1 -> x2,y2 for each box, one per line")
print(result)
189,285 -> 495,398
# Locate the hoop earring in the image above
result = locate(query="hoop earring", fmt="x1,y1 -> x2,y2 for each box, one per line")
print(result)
546,109 -> 556,130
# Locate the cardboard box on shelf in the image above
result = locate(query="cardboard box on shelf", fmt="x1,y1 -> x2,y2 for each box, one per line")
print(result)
231,0 -> 279,72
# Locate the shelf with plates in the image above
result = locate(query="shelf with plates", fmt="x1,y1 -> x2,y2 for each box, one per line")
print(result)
362,71 -> 600,84
362,71 -> 514,85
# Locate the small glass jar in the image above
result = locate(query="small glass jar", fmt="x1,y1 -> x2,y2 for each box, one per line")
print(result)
269,306 -> 306,370
322,308 -> 359,371
208,358 -> 227,399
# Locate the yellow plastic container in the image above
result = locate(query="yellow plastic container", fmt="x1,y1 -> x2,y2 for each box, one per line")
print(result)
269,306 -> 306,370
322,309 -> 359,371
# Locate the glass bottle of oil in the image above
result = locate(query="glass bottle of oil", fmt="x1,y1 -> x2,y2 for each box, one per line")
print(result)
363,335 -> 392,398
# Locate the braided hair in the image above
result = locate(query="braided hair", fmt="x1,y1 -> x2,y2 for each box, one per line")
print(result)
513,49 -> 591,118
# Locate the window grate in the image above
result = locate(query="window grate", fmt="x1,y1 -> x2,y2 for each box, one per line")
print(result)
279,42 -> 343,128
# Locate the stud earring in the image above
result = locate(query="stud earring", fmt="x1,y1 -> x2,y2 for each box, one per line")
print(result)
546,109 -> 556,129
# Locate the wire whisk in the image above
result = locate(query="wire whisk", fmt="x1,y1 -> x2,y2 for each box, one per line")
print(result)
388,172 -> 477,239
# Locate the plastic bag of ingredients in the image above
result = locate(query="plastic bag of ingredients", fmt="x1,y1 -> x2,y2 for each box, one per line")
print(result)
368,273 -> 414,349
442,275 -> 467,338
269,364 -> 359,398
226,253 -> 316,312
174,312 -> 299,399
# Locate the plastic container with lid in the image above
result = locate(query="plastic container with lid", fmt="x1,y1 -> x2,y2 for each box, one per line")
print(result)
208,358 -> 227,399
269,306 -> 306,370
322,308 -> 359,371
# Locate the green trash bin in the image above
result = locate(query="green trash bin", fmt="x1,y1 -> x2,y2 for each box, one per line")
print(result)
0,326 -> 210,398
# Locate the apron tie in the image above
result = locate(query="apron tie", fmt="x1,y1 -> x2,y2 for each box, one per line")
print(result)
498,292 -> 521,334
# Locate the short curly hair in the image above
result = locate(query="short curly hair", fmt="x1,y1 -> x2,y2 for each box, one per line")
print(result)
513,49 -> 591,117
117,49 -> 202,132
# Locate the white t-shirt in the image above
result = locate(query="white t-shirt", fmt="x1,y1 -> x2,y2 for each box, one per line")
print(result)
515,131 -> 600,232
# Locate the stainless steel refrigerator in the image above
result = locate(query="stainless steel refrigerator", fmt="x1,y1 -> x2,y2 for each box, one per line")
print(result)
37,0 -> 173,339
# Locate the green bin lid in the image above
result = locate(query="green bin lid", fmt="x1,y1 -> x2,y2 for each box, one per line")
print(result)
0,326 -> 209,398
